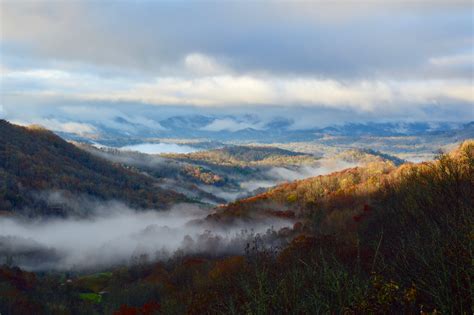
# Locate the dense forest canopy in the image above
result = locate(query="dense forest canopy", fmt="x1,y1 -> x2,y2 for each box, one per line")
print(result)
0,136 -> 472,314
0,120 -> 186,217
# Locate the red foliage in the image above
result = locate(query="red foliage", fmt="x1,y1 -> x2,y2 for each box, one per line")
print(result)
141,301 -> 161,315
114,301 -> 161,315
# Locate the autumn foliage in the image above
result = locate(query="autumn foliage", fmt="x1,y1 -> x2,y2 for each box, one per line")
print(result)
0,140 -> 472,314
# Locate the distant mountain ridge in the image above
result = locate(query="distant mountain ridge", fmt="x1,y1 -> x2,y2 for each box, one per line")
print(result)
42,113 -> 473,145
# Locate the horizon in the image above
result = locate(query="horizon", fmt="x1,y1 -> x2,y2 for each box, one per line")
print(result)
0,2 -> 473,313
0,0 -> 473,138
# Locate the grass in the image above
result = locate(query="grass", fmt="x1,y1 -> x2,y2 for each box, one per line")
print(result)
78,293 -> 102,304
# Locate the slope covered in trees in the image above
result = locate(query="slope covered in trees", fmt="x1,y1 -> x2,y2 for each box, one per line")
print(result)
1,140 -> 471,314
0,120 -> 185,216
162,145 -> 318,166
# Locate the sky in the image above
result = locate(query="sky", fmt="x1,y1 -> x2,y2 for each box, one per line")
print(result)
0,0 -> 473,133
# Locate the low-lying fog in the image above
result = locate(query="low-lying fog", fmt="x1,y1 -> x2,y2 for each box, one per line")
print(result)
0,149 -> 361,272
202,159 -> 359,202
0,201 -> 292,271
241,160 -> 357,191
119,142 -> 199,154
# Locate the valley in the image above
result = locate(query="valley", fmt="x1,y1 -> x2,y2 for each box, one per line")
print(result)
0,119 -> 472,314
1,2 -> 473,312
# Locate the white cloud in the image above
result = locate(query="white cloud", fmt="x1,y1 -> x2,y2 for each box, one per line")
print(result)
184,53 -> 229,76
429,52 -> 473,67
12,118 -> 97,136
119,143 -> 199,154
2,53 -> 473,114
55,121 -> 96,135
81,75 -> 472,111
4,69 -> 71,80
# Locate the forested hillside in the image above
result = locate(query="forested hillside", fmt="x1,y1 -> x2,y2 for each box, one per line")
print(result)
83,143 -> 403,204
0,120 -> 185,216
1,140 -> 471,314
162,145 -> 318,166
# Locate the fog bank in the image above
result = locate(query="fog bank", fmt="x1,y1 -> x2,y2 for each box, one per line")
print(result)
120,143 -> 199,154
0,203 -> 291,271
239,160 -> 358,198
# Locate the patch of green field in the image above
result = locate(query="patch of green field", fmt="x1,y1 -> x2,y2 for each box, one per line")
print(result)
79,292 -> 102,303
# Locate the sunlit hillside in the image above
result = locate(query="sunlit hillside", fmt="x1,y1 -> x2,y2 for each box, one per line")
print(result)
1,1 -> 473,314
162,146 -> 318,166
1,140 -> 472,314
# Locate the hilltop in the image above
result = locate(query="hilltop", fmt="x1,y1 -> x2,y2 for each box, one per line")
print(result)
0,138 -> 472,313
0,120 -> 186,217
78,143 -> 406,204
210,141 -> 471,227
162,145 -> 317,167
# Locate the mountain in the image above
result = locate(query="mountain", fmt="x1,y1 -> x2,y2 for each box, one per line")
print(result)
78,144 -> 321,203
209,141 -> 472,227
0,120 -> 186,217
45,113 -> 472,145
316,121 -> 464,137
2,140 -> 471,314
160,115 -> 214,130
78,143 -> 407,205
162,145 -> 317,166
76,143 -> 230,203
333,148 -> 405,165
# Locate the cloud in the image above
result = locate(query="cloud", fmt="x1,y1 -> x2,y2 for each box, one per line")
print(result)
50,121 -> 97,136
11,118 -> 97,136
198,158 -> 362,203
1,1 -> 472,78
119,143 -> 199,154
239,159 -> 359,193
184,53 -> 229,76
5,65 -> 471,111
429,52 -> 474,67
0,2 -> 472,125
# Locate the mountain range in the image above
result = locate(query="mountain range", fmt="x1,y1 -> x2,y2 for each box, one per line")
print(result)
0,119 -> 471,313
30,113 -> 473,145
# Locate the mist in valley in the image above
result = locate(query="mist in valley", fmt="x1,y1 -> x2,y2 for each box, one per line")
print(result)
119,142 -> 200,154
0,197 -> 292,271
237,159 -> 358,198
0,145 -> 360,272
